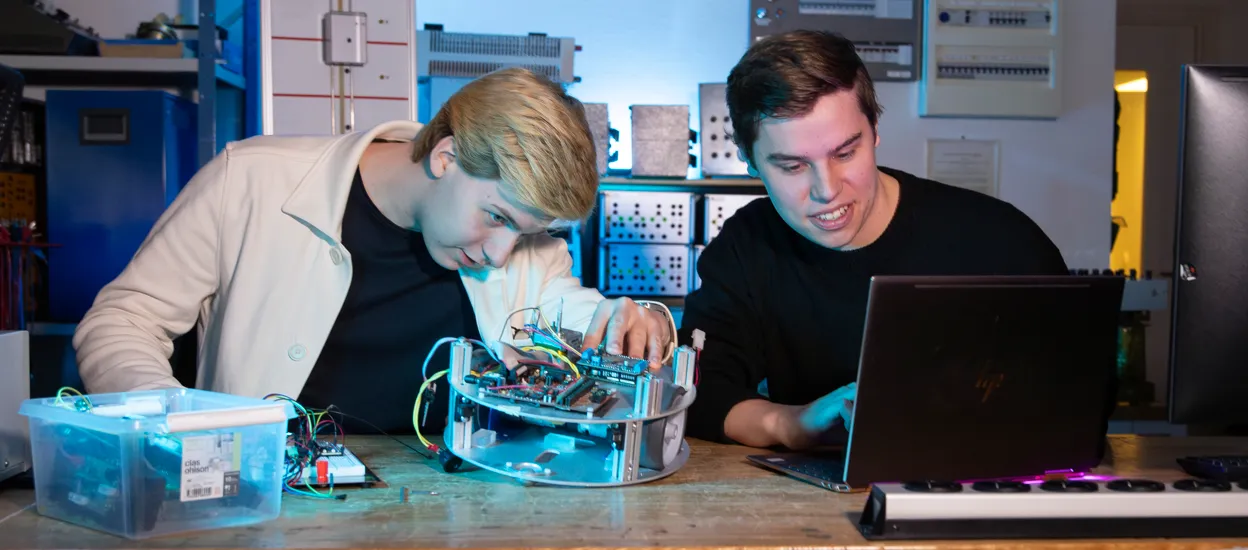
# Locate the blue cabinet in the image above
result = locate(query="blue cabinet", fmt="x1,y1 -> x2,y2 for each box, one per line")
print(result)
46,90 -> 197,321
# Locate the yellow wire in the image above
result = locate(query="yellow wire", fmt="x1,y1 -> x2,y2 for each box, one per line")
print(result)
521,346 -> 579,377
55,386 -> 90,410
413,370 -> 447,449
57,386 -> 85,398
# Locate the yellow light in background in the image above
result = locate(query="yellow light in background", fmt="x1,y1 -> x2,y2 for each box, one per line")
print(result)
1111,70 -> 1147,275
1115,77 -> 1149,93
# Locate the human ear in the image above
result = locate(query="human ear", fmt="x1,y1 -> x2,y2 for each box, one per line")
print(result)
429,136 -> 456,178
873,125 -> 880,148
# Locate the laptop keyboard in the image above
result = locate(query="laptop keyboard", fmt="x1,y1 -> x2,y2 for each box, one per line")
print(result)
781,457 -> 846,481
750,454 -> 847,485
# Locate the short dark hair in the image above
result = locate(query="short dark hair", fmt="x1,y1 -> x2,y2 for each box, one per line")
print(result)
726,30 -> 884,166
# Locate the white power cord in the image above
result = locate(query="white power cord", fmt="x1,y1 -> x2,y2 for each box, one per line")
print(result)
636,300 -> 678,364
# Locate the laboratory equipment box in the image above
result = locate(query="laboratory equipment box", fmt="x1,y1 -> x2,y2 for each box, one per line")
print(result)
18,388 -> 295,539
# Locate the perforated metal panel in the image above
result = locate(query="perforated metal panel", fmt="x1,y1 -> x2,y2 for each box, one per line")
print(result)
599,244 -> 693,298
599,191 -> 695,244
699,83 -> 749,177
702,194 -> 767,244
417,30 -> 577,83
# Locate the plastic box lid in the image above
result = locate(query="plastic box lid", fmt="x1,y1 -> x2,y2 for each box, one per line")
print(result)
19,388 -> 296,434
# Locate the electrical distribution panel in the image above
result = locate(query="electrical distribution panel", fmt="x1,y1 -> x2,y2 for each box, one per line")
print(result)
699,83 -> 750,177
416,27 -> 578,122
749,0 -> 921,82
920,0 -> 1062,119
702,194 -> 768,244
599,244 -> 693,297
598,191 -> 695,244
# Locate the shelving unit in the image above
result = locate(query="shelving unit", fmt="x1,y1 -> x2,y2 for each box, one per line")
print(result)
600,176 -> 764,193
0,54 -> 244,89
0,1 -> 252,333
0,0 -> 251,168
577,176 -> 768,315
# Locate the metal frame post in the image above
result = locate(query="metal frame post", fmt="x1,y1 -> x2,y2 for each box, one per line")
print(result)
198,0 -> 218,167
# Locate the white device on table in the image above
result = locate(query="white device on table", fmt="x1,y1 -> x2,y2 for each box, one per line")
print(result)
0,330 -> 30,483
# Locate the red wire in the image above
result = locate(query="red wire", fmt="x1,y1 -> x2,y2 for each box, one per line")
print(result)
694,349 -> 701,386
2,246 -> 9,330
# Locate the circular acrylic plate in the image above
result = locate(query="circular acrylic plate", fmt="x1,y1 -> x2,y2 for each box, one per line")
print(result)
445,422 -> 691,487
448,375 -> 696,425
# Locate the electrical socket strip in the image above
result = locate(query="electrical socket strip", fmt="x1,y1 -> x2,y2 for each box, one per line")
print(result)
599,191 -> 694,244
702,193 -> 767,244
861,479 -> 1248,540
868,480 -> 1248,520
598,244 -> 692,297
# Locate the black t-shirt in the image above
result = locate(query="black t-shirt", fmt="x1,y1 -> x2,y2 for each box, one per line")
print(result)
298,169 -> 480,435
679,167 -> 1072,443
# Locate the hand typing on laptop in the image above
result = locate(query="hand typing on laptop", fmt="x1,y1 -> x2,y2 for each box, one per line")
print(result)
798,383 -> 856,439
723,383 -> 856,450
783,383 -> 857,450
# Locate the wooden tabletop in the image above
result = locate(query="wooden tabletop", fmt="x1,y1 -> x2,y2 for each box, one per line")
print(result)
4,434 -> 1248,549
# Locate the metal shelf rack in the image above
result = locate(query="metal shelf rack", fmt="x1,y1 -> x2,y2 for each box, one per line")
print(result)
0,0 -> 254,168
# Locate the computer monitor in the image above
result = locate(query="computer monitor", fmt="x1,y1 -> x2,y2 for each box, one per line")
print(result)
1169,65 -> 1248,424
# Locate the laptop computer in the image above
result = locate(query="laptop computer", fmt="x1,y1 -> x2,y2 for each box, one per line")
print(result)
747,275 -> 1124,492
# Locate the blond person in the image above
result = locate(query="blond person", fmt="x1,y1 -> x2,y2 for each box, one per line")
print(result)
74,68 -> 670,433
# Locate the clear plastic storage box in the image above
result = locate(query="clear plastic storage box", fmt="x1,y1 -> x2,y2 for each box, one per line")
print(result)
18,388 -> 295,539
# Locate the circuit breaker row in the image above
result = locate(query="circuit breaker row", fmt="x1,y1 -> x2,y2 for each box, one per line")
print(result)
596,191 -> 765,297
747,0 -> 1063,120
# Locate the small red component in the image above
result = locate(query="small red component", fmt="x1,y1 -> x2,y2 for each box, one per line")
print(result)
316,457 -> 329,484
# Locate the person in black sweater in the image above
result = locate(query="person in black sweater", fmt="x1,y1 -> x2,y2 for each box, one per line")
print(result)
680,30 -> 1070,449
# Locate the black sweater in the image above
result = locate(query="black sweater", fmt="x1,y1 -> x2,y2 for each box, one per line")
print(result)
680,168 -> 1070,443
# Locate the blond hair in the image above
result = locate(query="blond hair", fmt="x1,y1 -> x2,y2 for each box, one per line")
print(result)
411,68 -> 598,223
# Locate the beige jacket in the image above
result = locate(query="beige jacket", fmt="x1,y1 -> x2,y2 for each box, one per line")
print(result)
74,120 -> 605,398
